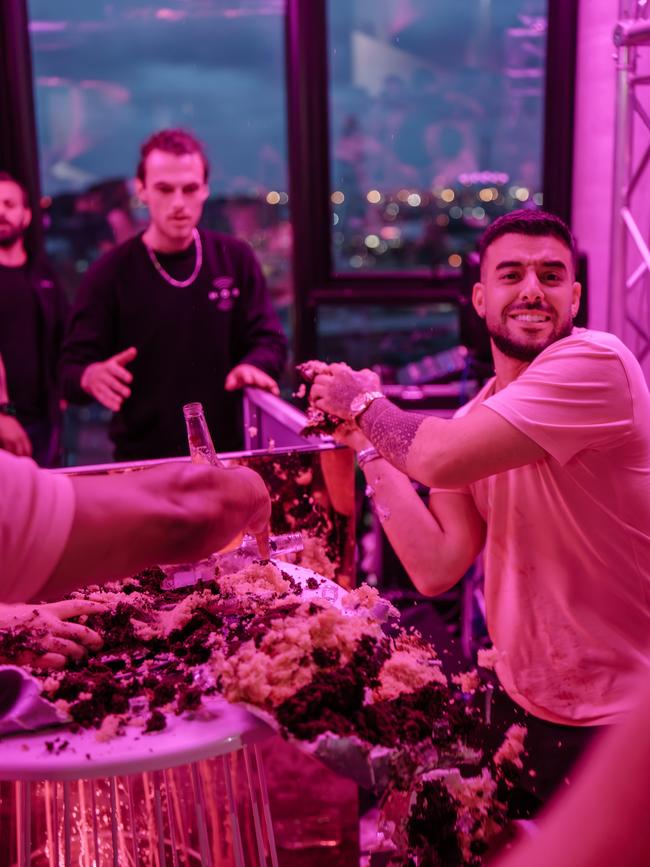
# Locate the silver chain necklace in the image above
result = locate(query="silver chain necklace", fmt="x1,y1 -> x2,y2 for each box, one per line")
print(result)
145,228 -> 203,288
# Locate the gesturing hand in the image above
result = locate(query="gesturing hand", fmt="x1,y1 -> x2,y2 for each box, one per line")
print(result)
0,415 -> 32,457
225,363 -> 280,396
0,599 -> 107,670
81,346 -> 137,412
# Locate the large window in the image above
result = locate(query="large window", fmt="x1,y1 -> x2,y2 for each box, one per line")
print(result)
27,0 -> 290,464
327,0 -> 547,276
28,0 -> 290,311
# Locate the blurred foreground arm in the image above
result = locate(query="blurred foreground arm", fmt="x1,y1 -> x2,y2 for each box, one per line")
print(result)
495,667 -> 650,867
44,462 -> 271,600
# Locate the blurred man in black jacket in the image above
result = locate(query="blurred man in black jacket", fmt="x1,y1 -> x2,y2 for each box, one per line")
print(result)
60,129 -> 287,461
0,172 -> 68,467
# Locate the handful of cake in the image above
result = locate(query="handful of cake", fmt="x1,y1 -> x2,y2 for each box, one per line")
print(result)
3,560 -> 523,864
296,359 -> 347,437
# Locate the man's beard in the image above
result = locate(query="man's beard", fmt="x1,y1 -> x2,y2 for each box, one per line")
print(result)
0,224 -> 25,249
487,304 -> 574,362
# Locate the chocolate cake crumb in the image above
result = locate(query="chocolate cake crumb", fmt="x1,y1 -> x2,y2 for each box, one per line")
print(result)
151,682 -> 177,708
177,686 -> 202,713
144,710 -> 166,733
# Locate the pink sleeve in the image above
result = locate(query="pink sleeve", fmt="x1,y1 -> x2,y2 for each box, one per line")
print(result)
0,452 -> 76,602
483,337 -> 634,465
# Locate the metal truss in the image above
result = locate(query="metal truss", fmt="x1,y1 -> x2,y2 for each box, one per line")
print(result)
609,0 -> 650,374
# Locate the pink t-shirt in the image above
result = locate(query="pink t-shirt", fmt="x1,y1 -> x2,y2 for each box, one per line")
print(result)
456,329 -> 650,725
0,450 -> 76,603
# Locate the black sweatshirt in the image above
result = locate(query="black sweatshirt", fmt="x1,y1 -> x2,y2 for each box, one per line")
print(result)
60,230 -> 287,460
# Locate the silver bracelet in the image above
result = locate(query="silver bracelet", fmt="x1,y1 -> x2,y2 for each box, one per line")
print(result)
357,446 -> 381,470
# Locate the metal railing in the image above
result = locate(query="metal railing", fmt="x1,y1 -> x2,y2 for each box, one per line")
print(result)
608,0 -> 650,376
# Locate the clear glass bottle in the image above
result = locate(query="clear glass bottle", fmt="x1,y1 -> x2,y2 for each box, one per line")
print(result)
183,401 -> 224,467
183,401 -> 244,553
159,401 -> 305,590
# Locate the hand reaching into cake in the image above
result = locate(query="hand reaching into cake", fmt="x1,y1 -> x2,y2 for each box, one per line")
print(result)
0,599 -> 107,669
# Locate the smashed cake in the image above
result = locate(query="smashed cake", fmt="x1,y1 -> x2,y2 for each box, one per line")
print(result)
4,559 -> 524,865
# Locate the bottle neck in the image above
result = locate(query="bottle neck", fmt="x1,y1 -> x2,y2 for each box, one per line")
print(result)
183,404 -> 223,467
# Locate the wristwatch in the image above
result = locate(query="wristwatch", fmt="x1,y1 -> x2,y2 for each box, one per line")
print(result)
349,390 -> 384,420
0,402 -> 17,417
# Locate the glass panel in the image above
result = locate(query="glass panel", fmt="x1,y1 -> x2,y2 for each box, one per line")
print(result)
28,0 -> 290,464
316,302 -> 459,373
327,0 -> 548,275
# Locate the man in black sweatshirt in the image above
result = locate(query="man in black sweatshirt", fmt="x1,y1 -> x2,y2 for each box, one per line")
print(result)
0,172 -> 68,466
60,129 -> 287,461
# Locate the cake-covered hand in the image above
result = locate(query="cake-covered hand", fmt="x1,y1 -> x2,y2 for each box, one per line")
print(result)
309,362 -> 381,421
296,360 -> 345,436
0,599 -> 106,669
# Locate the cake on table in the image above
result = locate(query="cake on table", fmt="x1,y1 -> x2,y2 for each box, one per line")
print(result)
0,555 -> 524,865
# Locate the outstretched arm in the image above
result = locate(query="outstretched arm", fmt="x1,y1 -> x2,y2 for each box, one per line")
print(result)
310,364 -> 545,489
358,400 -> 544,488
42,462 -> 271,600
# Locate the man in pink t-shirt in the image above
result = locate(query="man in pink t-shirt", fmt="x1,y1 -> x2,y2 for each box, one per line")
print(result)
310,209 -> 650,811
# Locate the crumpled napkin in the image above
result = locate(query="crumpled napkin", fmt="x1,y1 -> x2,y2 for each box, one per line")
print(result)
0,665 -> 67,736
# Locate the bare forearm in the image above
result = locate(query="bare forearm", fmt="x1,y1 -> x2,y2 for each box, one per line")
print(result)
40,464 -> 266,600
361,459 -> 475,594
359,400 -> 451,487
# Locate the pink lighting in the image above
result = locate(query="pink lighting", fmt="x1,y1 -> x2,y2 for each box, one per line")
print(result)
155,8 -> 187,22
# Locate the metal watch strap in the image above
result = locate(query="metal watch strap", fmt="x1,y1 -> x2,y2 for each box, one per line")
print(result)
351,390 -> 385,421
357,446 -> 381,470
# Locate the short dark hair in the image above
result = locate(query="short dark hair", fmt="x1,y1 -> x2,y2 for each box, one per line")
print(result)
0,171 -> 29,207
478,209 -> 577,269
136,129 -> 210,183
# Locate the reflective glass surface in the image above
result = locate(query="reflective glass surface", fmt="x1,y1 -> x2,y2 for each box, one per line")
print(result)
316,302 -> 459,373
328,0 -> 548,274
28,0 -> 290,465
28,0 -> 291,308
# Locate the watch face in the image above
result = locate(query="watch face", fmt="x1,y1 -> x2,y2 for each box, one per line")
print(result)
350,393 -> 367,415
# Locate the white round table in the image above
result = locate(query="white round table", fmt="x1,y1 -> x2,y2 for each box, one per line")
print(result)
0,558 -> 340,867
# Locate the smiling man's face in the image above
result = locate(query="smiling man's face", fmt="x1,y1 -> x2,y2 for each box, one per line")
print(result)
472,232 -> 581,362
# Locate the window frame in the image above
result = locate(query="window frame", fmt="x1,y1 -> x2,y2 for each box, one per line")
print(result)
286,0 -> 579,361
3,0 -> 578,365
